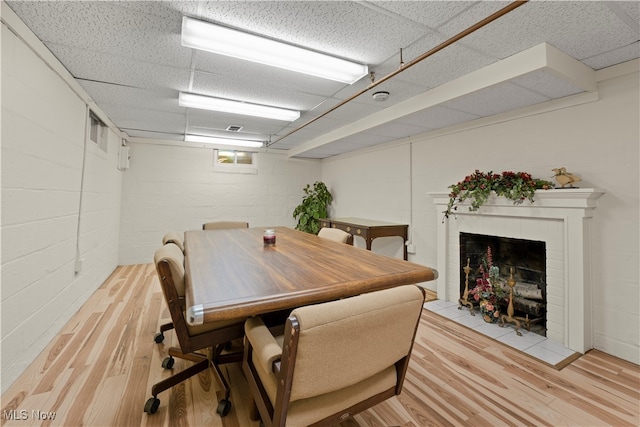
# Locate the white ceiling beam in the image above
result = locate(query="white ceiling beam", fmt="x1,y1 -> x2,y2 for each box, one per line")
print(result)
543,43 -> 598,92
288,43 -> 596,158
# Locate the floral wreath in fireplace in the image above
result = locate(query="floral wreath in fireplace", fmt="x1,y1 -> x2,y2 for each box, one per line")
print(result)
443,170 -> 554,221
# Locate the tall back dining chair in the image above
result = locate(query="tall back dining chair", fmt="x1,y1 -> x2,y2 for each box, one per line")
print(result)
203,221 -> 249,230
242,284 -> 425,427
145,243 -> 245,417
161,231 -> 184,252
317,227 -> 353,245
154,232 -> 186,344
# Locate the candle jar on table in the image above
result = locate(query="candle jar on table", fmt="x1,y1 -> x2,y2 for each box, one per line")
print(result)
263,229 -> 276,246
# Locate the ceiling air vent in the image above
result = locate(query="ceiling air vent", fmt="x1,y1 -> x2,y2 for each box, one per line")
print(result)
226,125 -> 243,132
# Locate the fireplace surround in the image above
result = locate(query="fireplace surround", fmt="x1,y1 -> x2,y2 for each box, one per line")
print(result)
429,188 -> 603,353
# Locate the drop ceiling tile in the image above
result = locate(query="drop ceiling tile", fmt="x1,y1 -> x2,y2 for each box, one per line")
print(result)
108,1 -> 200,20
332,77 -> 429,109
436,1 -> 511,41
447,1 -> 639,63
49,44 -> 191,91
370,32 -> 445,78
583,41 -> 640,70
616,1 -> 640,22
274,124 -> 330,143
440,81 -> 550,117
297,146 -> 344,158
196,1 -> 427,65
192,52 -> 348,97
103,104 -> 186,134
267,135 -> 307,150
374,1 -> 476,30
77,81 -> 181,113
7,1 -> 192,67
312,97 -> 384,123
511,69 -> 586,99
364,121 -> 433,139
397,105 -> 480,129
186,110 -> 287,136
190,70 -> 329,112
330,132 -> 395,148
293,151 -> 329,159
386,43 -> 498,90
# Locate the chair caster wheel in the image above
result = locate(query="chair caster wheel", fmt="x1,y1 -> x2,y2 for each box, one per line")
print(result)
217,399 -> 231,417
144,397 -> 160,414
154,332 -> 165,343
161,356 -> 174,369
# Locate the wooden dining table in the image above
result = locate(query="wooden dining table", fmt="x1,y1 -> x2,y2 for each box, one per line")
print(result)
184,226 -> 437,325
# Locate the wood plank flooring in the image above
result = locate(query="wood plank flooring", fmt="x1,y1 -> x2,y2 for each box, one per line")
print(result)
2,264 -> 638,426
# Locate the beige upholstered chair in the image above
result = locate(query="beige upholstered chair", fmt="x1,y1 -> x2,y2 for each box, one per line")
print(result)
242,285 -> 425,427
162,231 -> 184,252
154,232 -> 186,344
317,227 -> 353,245
145,243 -> 245,417
203,221 -> 249,230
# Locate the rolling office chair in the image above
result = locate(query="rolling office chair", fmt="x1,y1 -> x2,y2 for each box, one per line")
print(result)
161,231 -> 184,252
153,232 -> 185,344
317,227 -> 353,244
202,221 -> 249,230
154,224 -> 246,343
145,243 -> 245,416
242,285 -> 425,427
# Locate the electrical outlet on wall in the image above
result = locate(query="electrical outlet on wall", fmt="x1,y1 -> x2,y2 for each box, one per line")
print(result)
406,243 -> 416,254
74,258 -> 84,274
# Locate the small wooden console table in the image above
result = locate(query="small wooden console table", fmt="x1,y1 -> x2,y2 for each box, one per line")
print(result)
320,217 -> 409,260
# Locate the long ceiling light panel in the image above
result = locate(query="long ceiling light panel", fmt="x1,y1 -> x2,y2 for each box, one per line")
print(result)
179,92 -> 300,122
181,16 -> 368,84
185,134 -> 264,148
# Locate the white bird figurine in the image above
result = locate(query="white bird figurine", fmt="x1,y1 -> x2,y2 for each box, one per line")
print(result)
552,167 -> 581,188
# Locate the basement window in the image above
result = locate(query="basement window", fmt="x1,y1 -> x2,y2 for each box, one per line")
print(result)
89,111 -> 108,153
213,149 -> 258,174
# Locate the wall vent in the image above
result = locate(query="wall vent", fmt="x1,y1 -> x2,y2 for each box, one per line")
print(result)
226,125 -> 243,132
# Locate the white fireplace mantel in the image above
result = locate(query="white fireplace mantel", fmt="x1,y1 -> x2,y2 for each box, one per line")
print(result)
429,188 -> 604,353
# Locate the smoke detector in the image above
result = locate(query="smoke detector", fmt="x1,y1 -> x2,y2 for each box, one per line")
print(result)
372,91 -> 390,102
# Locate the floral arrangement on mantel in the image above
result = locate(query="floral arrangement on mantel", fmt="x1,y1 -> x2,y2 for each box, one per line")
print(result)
443,170 -> 555,221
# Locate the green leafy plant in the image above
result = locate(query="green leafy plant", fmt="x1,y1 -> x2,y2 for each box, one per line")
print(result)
443,170 -> 554,221
292,181 -> 333,234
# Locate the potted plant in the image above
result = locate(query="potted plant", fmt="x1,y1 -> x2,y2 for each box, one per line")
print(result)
292,181 -> 333,234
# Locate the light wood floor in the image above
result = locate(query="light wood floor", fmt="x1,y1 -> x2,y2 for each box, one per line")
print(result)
2,264 -> 638,426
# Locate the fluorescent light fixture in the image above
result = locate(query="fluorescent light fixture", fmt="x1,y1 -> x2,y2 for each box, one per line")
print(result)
179,92 -> 300,122
181,16 -> 368,84
185,134 -> 264,148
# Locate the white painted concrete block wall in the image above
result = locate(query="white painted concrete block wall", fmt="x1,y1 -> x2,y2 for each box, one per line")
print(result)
118,143 -> 322,265
322,65 -> 639,364
322,144 -> 412,259
1,25 -> 123,393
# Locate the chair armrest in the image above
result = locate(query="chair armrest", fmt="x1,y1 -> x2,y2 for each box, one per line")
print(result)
245,317 -> 283,375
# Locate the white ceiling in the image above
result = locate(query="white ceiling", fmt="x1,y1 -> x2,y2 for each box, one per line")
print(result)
6,1 -> 639,158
